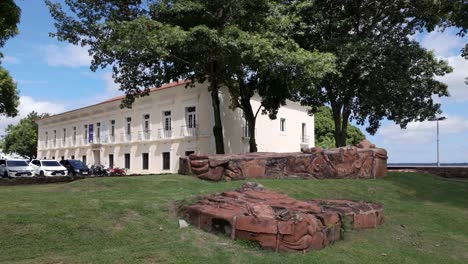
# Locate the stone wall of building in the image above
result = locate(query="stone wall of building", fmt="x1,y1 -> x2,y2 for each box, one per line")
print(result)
179,140 -> 388,181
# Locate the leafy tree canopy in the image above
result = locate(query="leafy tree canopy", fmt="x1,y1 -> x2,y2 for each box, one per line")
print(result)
0,67 -> 19,118
284,0 -> 453,147
0,0 -> 20,119
0,0 -> 20,59
46,0 -> 335,152
2,112 -> 49,159
314,106 -> 365,148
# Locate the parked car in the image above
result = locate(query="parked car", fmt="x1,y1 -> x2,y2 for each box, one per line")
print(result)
60,159 -> 90,176
0,159 -> 35,178
30,159 -> 68,177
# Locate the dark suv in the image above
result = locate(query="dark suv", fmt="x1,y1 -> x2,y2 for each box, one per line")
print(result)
60,160 -> 90,176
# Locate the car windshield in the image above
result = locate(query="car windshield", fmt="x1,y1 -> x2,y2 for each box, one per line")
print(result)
68,160 -> 87,169
42,161 -> 61,167
7,160 -> 29,167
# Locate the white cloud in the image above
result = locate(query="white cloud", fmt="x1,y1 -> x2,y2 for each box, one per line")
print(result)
44,44 -> 92,68
437,56 -> 468,102
2,55 -> 20,65
420,30 -> 465,57
377,115 -> 468,145
102,72 -> 121,96
0,96 -> 67,135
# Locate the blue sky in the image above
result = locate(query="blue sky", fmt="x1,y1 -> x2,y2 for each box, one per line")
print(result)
1,1 -> 468,163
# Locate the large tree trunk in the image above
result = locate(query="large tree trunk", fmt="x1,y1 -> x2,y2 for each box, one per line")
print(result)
210,80 -> 225,154
208,60 -> 225,154
331,102 -> 350,147
241,98 -> 258,152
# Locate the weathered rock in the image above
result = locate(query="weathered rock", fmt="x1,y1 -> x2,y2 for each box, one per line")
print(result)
180,140 -> 388,182
181,183 -> 384,253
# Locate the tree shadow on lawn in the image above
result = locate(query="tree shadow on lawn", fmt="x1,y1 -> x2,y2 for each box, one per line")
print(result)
384,172 -> 468,210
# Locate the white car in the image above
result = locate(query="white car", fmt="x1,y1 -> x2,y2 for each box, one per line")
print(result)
30,159 -> 68,177
0,159 -> 35,178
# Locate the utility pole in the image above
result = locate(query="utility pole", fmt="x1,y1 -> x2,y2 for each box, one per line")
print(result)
430,116 -> 447,167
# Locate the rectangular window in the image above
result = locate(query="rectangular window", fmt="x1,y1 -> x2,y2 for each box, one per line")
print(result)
301,123 -> 307,143
96,122 -> 101,138
162,152 -> 170,170
45,131 -> 49,146
52,156 -> 55,160
126,117 -> 132,135
185,107 -> 196,128
143,114 -> 150,132
54,130 -> 57,143
73,127 -> 77,143
142,153 -> 149,170
163,111 -> 172,131
61,156 -> 65,161
82,155 -> 87,165
185,151 -> 195,157
280,118 -> 286,132
110,120 -> 115,137
125,153 -> 131,169
71,155 -> 75,160
63,128 -> 66,143
109,154 -> 114,168
84,125 -> 88,142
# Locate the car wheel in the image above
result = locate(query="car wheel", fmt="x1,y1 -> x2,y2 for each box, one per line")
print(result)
39,171 -> 45,177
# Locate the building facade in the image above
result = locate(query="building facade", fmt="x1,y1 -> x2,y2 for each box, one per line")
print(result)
36,81 -> 315,174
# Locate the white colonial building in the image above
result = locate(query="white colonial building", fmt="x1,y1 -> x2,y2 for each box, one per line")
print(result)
36,81 -> 315,174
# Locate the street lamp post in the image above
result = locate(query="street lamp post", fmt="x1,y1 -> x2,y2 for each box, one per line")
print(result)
429,116 -> 447,167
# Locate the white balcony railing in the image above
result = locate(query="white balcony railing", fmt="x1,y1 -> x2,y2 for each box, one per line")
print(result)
121,133 -> 133,143
139,130 -> 152,141
158,129 -> 172,139
181,126 -> 197,137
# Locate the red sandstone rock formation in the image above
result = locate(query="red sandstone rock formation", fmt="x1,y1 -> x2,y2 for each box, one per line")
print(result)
179,140 -> 388,181
182,182 -> 384,253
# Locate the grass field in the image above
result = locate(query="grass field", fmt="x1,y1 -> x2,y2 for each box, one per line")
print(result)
0,172 -> 467,264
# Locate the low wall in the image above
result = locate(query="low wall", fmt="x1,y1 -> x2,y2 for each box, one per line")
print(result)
0,176 -> 83,186
179,142 -> 388,181
389,167 -> 468,179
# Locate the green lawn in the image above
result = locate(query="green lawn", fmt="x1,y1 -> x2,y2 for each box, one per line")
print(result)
0,173 -> 467,264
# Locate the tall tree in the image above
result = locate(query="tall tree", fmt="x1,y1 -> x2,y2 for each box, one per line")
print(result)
46,0 -> 334,153
314,106 -> 365,148
0,67 -> 19,118
283,0 -> 453,147
0,0 -> 20,119
0,0 -> 20,58
2,112 -> 49,159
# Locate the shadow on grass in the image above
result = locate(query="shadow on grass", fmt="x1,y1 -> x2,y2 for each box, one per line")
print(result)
384,172 -> 468,210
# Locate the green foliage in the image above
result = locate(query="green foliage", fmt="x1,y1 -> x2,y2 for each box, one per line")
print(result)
0,0 -> 21,119
45,0 -> 335,152
315,106 -> 365,148
0,66 -> 19,118
0,0 -> 20,58
284,0 -> 454,146
3,111 -> 49,158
